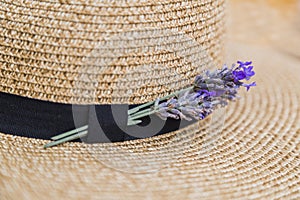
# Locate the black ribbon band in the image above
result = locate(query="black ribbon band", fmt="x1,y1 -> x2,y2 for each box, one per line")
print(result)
0,92 -> 194,143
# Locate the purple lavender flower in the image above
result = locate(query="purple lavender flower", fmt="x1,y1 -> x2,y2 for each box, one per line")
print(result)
197,90 -> 217,98
232,70 -> 247,81
155,61 -> 255,121
155,90 -> 214,121
242,66 -> 255,80
129,61 -> 256,125
233,61 -> 255,81
237,61 -> 252,67
243,82 -> 256,91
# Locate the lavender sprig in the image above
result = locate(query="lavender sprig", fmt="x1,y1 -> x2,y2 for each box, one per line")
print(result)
127,61 -> 256,125
45,61 -> 256,148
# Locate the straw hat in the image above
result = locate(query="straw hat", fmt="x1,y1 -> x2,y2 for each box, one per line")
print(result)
1,0 -> 300,199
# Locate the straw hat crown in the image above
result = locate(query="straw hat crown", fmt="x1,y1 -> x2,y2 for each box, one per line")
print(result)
0,0 -> 225,104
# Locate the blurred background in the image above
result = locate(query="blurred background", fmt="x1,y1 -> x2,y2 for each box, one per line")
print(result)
226,0 -> 300,60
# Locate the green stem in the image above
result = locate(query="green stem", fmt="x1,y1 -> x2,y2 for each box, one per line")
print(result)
130,108 -> 152,118
128,110 -> 157,121
44,131 -> 88,149
127,119 -> 143,126
51,125 -> 88,140
128,86 -> 193,115
127,101 -> 154,115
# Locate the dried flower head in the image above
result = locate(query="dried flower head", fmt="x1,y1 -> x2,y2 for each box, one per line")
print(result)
152,61 -> 256,121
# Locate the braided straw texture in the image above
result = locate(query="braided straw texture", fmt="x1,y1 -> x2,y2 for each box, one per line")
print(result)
0,0 -> 225,104
0,42 -> 300,199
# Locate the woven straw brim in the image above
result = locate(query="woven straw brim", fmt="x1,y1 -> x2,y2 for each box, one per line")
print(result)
1,42 -> 299,199
0,0 -> 225,104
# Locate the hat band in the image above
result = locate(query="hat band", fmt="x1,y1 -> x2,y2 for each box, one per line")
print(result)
0,92 -> 194,143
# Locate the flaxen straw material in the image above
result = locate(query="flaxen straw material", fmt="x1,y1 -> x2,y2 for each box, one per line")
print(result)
0,0 -> 225,104
1,0 -> 300,199
0,43 -> 299,199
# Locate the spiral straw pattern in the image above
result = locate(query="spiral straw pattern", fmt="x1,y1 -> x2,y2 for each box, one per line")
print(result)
1,42 -> 299,199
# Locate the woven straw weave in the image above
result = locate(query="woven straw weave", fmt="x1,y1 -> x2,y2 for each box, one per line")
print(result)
0,0 -> 225,104
1,42 -> 300,199
1,0 -> 300,199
